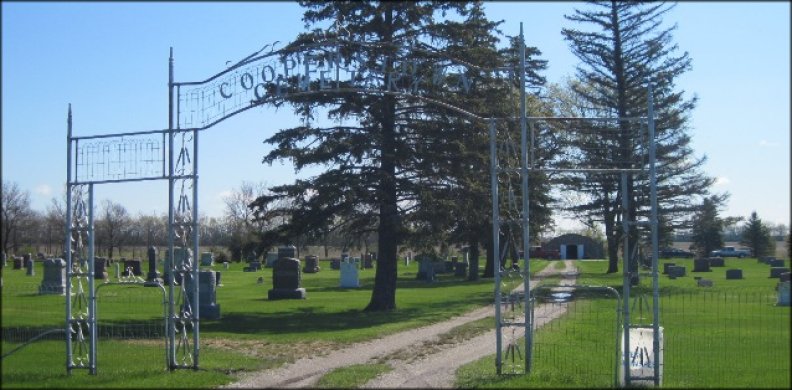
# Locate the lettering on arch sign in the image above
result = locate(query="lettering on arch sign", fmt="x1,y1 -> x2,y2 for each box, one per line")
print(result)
174,40 -> 515,130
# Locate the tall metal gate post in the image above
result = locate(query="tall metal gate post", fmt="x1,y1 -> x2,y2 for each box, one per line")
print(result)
65,105 -> 73,374
621,172 -> 631,387
191,127 -> 200,370
87,184 -> 96,375
518,22 -> 532,373
647,80 -> 660,386
167,47 -> 177,370
489,118 -> 502,374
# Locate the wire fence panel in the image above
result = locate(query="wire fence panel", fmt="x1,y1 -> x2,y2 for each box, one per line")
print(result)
661,289 -> 790,388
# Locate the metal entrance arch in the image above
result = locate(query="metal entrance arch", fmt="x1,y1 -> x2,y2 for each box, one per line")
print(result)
63,23 -> 533,374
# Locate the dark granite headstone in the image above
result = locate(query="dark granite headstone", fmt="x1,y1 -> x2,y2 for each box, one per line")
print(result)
708,257 -> 725,267
454,262 -> 468,277
215,271 -> 222,286
693,258 -> 711,272
725,269 -> 743,280
417,258 -> 435,282
200,252 -> 214,267
268,258 -> 306,299
363,253 -> 373,269
95,257 -> 109,280
123,259 -> 143,276
779,272 -> 790,283
278,245 -> 297,260
668,266 -> 686,278
697,278 -> 713,287
759,256 -> 775,264
145,247 -> 162,286
330,258 -> 341,270
769,259 -> 785,268
184,271 -> 221,319
25,256 -> 35,276
770,267 -> 790,278
663,263 -> 675,275
39,258 -> 66,294
303,255 -> 320,273
13,256 -> 23,270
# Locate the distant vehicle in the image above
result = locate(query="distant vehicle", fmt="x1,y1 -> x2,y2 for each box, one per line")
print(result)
710,246 -> 750,258
658,248 -> 694,258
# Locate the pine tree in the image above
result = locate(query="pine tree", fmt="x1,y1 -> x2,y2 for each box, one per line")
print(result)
740,211 -> 774,258
690,195 -> 727,258
252,1 -> 511,311
561,1 -> 714,273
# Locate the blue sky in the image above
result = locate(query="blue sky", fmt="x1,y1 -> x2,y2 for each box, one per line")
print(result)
2,1 -> 789,229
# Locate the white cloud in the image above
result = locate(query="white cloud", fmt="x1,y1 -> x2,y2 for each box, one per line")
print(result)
35,184 -> 52,196
758,139 -> 779,147
713,176 -> 730,186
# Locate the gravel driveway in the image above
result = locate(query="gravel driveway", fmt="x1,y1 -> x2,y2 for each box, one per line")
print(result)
224,260 -> 579,389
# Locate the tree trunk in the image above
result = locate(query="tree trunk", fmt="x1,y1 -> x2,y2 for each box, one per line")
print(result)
467,238 -> 479,281
605,209 -> 619,273
366,7 -> 398,311
483,232 -> 494,278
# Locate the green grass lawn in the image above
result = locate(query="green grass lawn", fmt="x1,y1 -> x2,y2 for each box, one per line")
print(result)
455,257 -> 791,388
1,258 -> 553,388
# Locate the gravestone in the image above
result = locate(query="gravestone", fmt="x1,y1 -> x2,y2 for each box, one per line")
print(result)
303,255 -> 320,273
777,281 -> 790,306
123,259 -> 143,276
708,257 -> 725,267
330,258 -> 341,270
265,252 -> 279,268
95,257 -> 109,280
405,252 -> 412,266
243,261 -> 262,272
278,245 -> 297,261
23,253 -> 33,269
215,271 -> 222,286
223,262 -> 230,270
25,257 -> 35,276
339,260 -> 360,288
417,258 -> 435,282
759,256 -> 775,264
454,262 -> 468,277
268,258 -> 306,300
200,252 -> 214,267
184,271 -> 221,319
164,248 -> 191,285
39,258 -> 66,294
114,262 -> 121,280
662,263 -> 675,275
768,259 -> 785,268
145,247 -> 162,286
770,267 -> 789,278
13,256 -> 23,270
697,278 -> 713,287
693,258 -> 711,272
668,266 -> 686,278
444,260 -> 455,273
363,253 -> 373,269
779,272 -> 790,283
725,269 -> 743,280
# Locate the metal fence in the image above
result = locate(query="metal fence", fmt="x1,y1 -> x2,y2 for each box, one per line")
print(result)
526,286 -> 790,388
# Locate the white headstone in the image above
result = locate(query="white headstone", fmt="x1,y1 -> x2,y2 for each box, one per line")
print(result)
224,262 -> 230,270
339,261 -> 360,288
265,252 -> 279,268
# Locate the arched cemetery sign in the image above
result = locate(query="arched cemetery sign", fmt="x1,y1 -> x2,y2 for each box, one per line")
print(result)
64,24 -> 661,385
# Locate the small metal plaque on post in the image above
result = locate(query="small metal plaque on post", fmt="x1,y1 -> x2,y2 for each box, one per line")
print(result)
620,326 -> 663,387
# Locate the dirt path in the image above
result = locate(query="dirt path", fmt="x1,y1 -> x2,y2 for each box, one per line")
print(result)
223,260 -> 578,389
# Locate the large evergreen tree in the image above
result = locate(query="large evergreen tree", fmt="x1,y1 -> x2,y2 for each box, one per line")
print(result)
560,1 -> 714,273
689,195 -> 727,258
252,1 -> 511,311
740,211 -> 775,258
